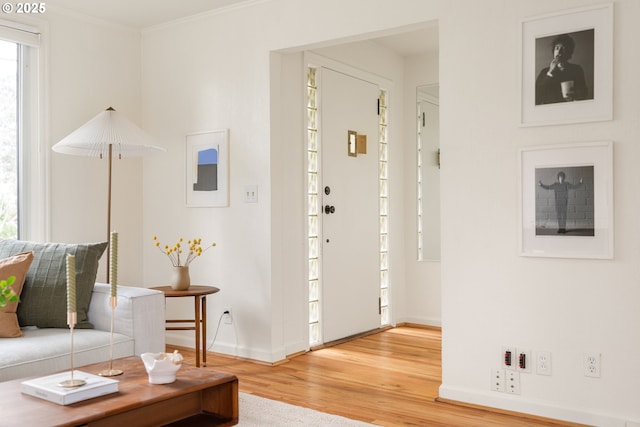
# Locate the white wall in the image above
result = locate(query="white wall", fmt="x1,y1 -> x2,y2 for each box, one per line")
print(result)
141,0 -> 640,424
8,7 -> 146,284
34,0 -> 640,424
437,1 -> 640,425
141,4 -> 276,361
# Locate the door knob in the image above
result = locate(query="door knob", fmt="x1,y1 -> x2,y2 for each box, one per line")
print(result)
324,205 -> 336,214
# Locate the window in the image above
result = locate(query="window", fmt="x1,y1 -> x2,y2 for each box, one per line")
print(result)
0,19 -> 44,240
0,39 -> 18,238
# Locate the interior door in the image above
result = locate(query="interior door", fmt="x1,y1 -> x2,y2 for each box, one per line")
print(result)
321,68 -> 380,343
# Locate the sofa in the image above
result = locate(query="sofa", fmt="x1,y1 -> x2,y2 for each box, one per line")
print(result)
0,239 -> 166,382
0,283 -> 165,382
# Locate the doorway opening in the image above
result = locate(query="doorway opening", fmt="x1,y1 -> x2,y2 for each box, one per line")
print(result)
306,65 -> 390,346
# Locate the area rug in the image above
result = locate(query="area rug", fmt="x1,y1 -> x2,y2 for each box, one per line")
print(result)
238,392 -> 376,426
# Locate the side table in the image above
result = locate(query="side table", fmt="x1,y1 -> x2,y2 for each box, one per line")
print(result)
151,285 -> 220,367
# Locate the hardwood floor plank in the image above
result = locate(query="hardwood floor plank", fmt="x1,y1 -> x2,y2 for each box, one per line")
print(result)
168,326 -> 585,427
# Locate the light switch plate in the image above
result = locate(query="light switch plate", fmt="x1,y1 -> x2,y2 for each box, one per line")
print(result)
244,185 -> 258,203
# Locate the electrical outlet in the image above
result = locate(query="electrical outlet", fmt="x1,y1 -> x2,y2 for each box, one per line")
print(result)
536,351 -> 552,376
491,368 -> 505,392
584,352 -> 601,378
502,345 -> 516,370
505,370 -> 521,394
517,348 -> 532,373
223,308 -> 232,325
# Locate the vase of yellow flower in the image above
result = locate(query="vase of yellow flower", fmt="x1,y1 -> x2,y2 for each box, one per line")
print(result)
153,236 -> 216,291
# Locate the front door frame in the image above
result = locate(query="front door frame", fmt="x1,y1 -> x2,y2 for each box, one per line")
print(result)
304,51 -> 394,347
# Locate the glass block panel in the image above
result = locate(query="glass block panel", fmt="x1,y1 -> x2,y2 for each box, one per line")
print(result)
379,143 -> 388,161
380,252 -> 389,270
380,270 -> 389,288
309,301 -> 319,323
379,216 -> 388,234
379,91 -> 386,106
379,125 -> 387,142
308,216 -> 318,237
379,197 -> 388,216
379,234 -> 388,252
307,108 -> 317,129
379,179 -> 388,197
308,237 -> 318,258
309,280 -> 319,301
308,129 -> 317,151
379,162 -> 388,179
307,67 -> 316,87
379,109 -> 387,126
308,195 -> 318,215
309,322 -> 319,344
308,258 -> 318,281
381,306 -> 389,325
308,172 -> 317,194
307,87 -> 317,109
381,287 -> 389,306
308,151 -> 317,173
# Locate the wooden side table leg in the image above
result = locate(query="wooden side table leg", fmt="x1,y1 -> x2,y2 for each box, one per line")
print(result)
202,295 -> 207,367
194,296 -> 201,367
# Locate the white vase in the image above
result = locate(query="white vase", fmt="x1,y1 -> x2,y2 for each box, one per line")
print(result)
141,351 -> 183,384
170,266 -> 190,291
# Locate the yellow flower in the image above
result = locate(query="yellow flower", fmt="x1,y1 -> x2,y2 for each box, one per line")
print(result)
153,235 -> 216,267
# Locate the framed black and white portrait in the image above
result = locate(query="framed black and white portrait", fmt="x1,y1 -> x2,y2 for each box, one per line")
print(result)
520,4 -> 613,126
520,141 -> 613,259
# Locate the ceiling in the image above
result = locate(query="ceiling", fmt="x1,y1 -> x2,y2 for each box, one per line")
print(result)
46,0 -> 250,29
45,0 -> 438,56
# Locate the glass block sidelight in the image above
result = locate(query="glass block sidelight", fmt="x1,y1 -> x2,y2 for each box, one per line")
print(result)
379,89 -> 389,326
307,67 -> 321,345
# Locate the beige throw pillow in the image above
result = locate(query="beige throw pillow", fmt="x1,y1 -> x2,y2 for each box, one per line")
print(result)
0,251 -> 34,338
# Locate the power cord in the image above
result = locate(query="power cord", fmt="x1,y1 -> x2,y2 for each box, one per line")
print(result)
207,311 -> 227,350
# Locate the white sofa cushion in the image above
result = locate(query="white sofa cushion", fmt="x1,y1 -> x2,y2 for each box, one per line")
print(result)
0,328 -> 132,382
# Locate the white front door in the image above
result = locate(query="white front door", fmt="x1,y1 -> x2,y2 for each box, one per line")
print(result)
320,68 -> 380,343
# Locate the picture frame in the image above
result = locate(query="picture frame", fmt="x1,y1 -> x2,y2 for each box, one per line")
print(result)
185,129 -> 229,207
520,3 -> 613,126
519,141 -> 613,259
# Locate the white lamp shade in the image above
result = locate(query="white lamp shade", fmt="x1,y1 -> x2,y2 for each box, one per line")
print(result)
52,107 -> 165,158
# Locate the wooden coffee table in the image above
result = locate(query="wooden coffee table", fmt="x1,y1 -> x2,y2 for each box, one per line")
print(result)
0,356 -> 238,426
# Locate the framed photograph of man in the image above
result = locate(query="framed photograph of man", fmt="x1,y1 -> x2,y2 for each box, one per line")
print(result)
520,3 -> 613,126
520,141 -> 613,259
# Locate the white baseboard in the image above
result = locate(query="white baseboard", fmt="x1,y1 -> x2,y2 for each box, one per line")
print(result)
439,384 -> 628,427
395,316 -> 441,327
165,331 -> 287,364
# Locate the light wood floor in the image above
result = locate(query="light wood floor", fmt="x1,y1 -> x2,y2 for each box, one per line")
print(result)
169,326 -> 584,427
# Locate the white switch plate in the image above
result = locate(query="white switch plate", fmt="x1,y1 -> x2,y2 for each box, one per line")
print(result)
244,185 -> 258,203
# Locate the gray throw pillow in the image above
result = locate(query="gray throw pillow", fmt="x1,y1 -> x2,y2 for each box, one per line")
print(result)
0,239 -> 107,329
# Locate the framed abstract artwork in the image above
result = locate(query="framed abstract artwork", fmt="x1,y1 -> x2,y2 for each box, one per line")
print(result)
185,129 -> 229,207
519,141 -> 613,259
520,3 -> 613,126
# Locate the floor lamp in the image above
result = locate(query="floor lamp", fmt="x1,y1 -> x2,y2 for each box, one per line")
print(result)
52,107 -> 165,282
